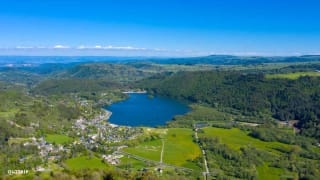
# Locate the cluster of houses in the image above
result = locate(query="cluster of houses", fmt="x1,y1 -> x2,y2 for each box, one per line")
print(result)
102,154 -> 123,165
72,110 -> 143,147
15,109 -> 145,172
22,137 -> 66,162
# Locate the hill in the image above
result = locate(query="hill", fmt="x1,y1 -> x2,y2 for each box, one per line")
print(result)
137,71 -> 320,139
148,55 -> 320,65
32,78 -> 122,95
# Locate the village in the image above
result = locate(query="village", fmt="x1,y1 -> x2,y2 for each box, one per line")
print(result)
17,109 -> 144,172
74,110 -> 143,143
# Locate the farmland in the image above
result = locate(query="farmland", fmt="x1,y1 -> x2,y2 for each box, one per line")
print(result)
198,127 -> 299,179
124,138 -> 162,162
45,134 -> 73,145
123,128 -> 201,170
198,127 -> 292,153
163,128 -> 201,169
65,156 -> 108,170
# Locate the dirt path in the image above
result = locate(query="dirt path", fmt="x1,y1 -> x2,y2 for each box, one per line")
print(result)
194,128 -> 209,179
160,139 -> 164,163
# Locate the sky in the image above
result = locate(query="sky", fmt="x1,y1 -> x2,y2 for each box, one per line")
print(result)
0,0 -> 320,56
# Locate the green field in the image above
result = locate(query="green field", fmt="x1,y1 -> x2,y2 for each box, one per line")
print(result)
175,105 -> 234,122
199,127 -> 292,153
0,110 -> 17,119
8,137 -> 30,145
46,134 -> 73,144
124,138 -> 162,161
257,163 -> 285,180
199,127 -> 300,179
163,128 -> 201,169
117,156 -> 147,170
257,163 -> 296,180
124,128 -> 201,170
265,71 -> 320,79
65,156 -> 108,170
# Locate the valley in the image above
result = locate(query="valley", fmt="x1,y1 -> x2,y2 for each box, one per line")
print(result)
0,56 -> 320,179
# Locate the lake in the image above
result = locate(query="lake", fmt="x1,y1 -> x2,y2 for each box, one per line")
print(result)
105,93 -> 190,127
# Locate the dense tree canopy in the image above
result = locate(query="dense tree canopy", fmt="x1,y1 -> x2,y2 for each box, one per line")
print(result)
138,71 -> 320,139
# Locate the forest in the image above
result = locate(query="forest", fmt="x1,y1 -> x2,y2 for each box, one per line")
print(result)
1,57 -> 320,179
137,70 -> 320,139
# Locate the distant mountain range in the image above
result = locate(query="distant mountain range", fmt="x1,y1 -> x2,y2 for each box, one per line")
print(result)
0,55 -> 320,67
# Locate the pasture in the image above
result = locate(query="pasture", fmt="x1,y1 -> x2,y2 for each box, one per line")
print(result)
123,128 -> 202,170
265,71 -> 320,79
198,127 -> 292,153
45,134 -> 73,144
124,138 -> 162,161
65,156 -> 108,170
163,128 -> 201,169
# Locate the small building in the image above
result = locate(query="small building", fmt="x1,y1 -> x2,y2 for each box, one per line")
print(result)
194,122 -> 209,129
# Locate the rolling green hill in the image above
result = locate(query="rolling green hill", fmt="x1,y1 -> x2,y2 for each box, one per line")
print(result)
32,78 -> 122,95
137,71 -> 320,139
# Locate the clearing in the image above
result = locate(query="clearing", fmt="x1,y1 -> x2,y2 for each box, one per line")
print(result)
65,156 -> 108,170
265,71 -> 320,80
46,134 -> 73,144
123,128 -> 202,170
198,127 -> 292,153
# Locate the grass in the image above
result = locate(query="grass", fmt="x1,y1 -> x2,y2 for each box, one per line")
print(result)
117,156 -> 147,170
199,127 -> 299,179
8,138 -> 30,145
265,71 -> 320,79
0,110 -> 17,119
175,104 -> 233,122
163,128 -> 201,170
257,163 -> 296,180
124,138 -> 162,161
199,127 -> 292,154
143,127 -> 168,137
65,156 -> 108,170
45,134 -> 73,144
124,128 -> 202,170
257,163 -> 285,180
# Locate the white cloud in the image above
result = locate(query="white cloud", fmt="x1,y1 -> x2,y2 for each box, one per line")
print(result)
13,44 -> 163,52
53,45 -> 70,49
15,46 -> 35,49
75,45 -> 149,51
77,45 -> 87,49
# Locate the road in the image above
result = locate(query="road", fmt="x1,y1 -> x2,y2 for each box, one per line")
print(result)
194,128 -> 209,179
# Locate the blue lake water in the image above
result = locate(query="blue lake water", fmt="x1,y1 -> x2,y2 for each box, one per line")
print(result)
105,93 -> 190,127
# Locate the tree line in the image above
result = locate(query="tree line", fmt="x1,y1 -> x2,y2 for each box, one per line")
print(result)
137,71 -> 320,139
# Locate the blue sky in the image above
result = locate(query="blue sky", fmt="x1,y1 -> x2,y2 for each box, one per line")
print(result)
0,0 -> 319,56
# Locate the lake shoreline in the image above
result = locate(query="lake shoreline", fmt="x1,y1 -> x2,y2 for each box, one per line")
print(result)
122,90 -> 147,94
105,93 -> 190,127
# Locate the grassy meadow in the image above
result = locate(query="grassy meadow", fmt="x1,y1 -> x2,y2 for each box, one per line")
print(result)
124,138 -> 162,161
45,134 -> 73,144
117,156 -> 147,170
198,127 -> 292,153
265,71 -> 320,79
199,127 -> 298,179
124,128 -> 201,170
163,128 -> 201,169
65,156 -> 108,170
257,163 -> 294,180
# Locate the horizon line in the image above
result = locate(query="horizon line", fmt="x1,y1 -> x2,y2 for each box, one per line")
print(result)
0,54 -> 320,58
